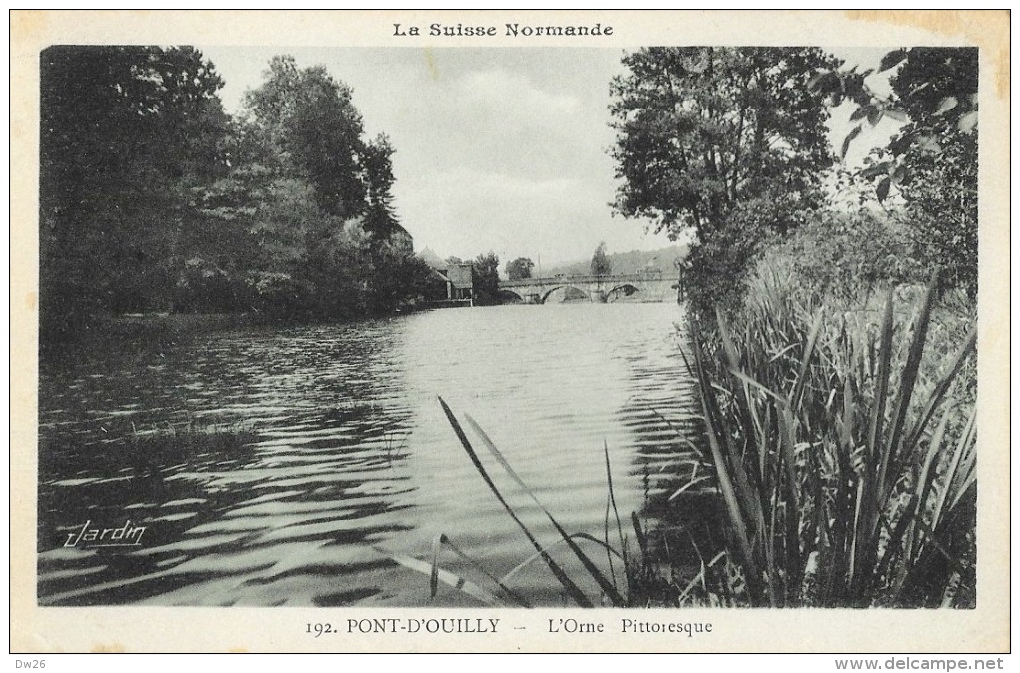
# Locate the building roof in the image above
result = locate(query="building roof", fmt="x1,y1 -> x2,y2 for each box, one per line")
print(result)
439,263 -> 473,290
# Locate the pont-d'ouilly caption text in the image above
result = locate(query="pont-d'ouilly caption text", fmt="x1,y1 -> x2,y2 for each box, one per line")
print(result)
305,617 -> 713,638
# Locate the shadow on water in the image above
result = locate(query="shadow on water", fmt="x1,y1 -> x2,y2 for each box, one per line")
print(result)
38,321 -> 420,606
616,323 -> 728,605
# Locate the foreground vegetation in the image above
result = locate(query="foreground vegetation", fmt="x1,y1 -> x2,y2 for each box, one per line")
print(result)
681,270 -> 975,607
623,46 -> 978,608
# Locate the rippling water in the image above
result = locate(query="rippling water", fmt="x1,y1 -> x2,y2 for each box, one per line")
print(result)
38,303 -> 703,607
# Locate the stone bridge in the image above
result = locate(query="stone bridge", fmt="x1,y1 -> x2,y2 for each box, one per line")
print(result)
499,272 -> 679,304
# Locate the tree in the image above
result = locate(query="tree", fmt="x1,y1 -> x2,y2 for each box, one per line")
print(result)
244,55 -> 368,219
813,48 -> 978,294
590,242 -> 611,276
39,46 -> 229,337
471,252 -> 501,305
361,134 -> 401,242
366,245 -> 437,312
879,48 -> 977,293
506,257 -> 535,280
893,49 -> 977,293
40,48 -> 425,332
195,54 -> 420,320
609,47 -> 838,310
611,47 -> 837,237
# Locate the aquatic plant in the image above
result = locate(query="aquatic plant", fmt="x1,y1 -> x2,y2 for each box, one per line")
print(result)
685,271 -> 977,607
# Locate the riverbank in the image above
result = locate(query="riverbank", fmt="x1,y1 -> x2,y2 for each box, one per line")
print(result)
39,312 -> 265,364
42,305 -> 422,356
98,312 -> 259,336
56,299 -> 481,339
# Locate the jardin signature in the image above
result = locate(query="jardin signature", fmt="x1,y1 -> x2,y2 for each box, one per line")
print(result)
64,520 -> 147,548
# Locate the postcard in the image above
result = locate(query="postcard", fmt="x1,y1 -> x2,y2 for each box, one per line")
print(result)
11,10 -> 1010,654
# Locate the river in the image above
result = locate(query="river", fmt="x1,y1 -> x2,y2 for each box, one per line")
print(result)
38,302 -> 705,607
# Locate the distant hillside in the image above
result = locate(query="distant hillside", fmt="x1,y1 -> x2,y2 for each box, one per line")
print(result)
541,244 -> 689,277
418,244 -> 691,278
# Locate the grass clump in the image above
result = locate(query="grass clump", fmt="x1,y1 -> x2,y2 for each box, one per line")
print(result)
127,419 -> 259,458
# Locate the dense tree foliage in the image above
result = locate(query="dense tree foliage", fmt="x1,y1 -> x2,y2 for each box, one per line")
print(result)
208,55 -> 414,320
506,257 -> 534,280
243,56 -> 367,219
590,242 -> 611,276
610,47 -> 839,310
816,47 -> 978,294
40,46 -> 230,337
471,252 -> 501,305
40,48 -> 431,340
361,134 -> 403,243
611,47 -> 837,235
887,48 -> 978,293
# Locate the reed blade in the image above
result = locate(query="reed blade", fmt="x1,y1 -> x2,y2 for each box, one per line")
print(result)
907,409 -> 951,561
790,310 -> 824,412
932,406 -> 977,525
434,534 -> 533,607
881,278 -> 936,502
904,325 -> 977,450
668,476 -> 713,501
374,546 -> 503,606
429,534 -> 442,598
853,287 -> 895,590
502,533 -> 625,585
603,439 -> 626,587
631,512 -> 648,560
778,403 -> 802,603
688,319 -> 764,601
463,413 -> 626,606
438,396 -> 594,607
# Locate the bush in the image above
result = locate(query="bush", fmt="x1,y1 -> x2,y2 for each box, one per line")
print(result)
174,257 -> 243,313
755,210 -> 925,303
683,225 -> 765,317
682,194 -> 816,317
246,271 -> 314,319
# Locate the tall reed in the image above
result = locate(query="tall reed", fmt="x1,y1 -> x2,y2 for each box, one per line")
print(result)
686,270 -> 976,607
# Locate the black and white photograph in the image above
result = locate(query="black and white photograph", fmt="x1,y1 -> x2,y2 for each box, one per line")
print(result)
12,10 -> 1010,655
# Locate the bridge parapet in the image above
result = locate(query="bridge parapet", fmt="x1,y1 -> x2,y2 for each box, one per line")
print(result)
500,272 -> 665,289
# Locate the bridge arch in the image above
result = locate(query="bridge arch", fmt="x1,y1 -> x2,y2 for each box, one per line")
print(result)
606,284 -> 641,302
540,285 -> 586,304
497,289 -> 525,303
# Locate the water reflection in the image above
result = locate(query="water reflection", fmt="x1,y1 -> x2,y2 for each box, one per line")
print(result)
39,303 -> 699,606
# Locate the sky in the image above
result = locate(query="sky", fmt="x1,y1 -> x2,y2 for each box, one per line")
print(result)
198,46 -> 900,267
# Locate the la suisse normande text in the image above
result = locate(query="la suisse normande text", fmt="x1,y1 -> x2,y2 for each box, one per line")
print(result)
394,23 -> 614,38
